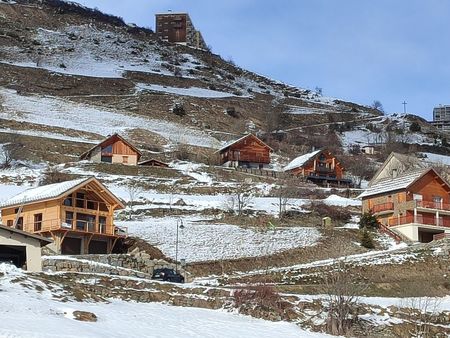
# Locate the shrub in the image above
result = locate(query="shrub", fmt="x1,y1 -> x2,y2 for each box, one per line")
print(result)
309,201 -> 352,224
172,103 -> 186,116
40,167 -> 77,185
225,107 -> 239,118
409,121 -> 421,132
359,211 -> 379,230
233,285 -> 283,314
360,229 -> 375,249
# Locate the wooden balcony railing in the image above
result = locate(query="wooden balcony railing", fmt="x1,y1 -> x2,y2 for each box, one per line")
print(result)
16,218 -> 126,236
388,215 -> 450,228
372,202 -> 394,213
416,200 -> 450,212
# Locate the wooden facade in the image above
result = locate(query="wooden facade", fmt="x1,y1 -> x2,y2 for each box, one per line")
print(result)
0,178 -> 126,254
218,134 -> 272,169
361,168 -> 450,242
285,149 -> 350,187
80,134 -> 141,166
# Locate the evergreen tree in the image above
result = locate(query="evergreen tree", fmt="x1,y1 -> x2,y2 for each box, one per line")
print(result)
360,229 -> 375,249
359,211 -> 380,230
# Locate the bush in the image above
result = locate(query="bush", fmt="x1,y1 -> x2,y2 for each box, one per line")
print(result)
225,107 -> 239,118
359,211 -> 379,230
172,103 -> 186,116
233,285 -> 284,314
409,121 -> 421,132
309,201 -> 352,224
40,167 -> 77,185
360,229 -> 375,249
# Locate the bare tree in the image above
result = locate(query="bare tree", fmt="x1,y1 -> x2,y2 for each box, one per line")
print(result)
0,139 -> 22,169
341,154 -> 376,188
322,259 -> 369,336
226,183 -> 254,216
127,183 -> 144,220
400,297 -> 442,338
371,100 -> 384,113
273,178 -> 298,219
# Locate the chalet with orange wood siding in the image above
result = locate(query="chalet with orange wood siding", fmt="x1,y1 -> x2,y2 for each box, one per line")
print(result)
217,134 -> 272,169
283,149 -> 351,186
360,168 -> 450,243
80,134 -> 142,166
0,177 -> 126,255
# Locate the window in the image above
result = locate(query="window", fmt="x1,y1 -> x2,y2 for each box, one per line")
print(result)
34,213 -> 43,232
101,156 -> 112,163
16,217 -> 23,230
65,211 -> 74,228
99,216 -> 107,233
433,196 -> 443,208
76,192 -> 85,208
7,220 -> 13,227
102,145 -> 113,154
63,194 -> 73,206
122,156 -> 129,164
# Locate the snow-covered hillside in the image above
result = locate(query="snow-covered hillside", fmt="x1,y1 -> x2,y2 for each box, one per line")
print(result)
0,264 -> 329,338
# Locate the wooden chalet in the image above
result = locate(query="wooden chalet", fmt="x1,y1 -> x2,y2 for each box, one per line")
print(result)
0,177 -> 126,255
80,134 -> 142,166
138,159 -> 169,168
360,168 -> 450,243
283,149 -> 351,186
217,134 -> 272,169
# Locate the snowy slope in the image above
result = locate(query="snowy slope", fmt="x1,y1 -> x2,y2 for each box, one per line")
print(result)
0,88 -> 221,148
0,264 -> 329,338
121,216 -> 321,262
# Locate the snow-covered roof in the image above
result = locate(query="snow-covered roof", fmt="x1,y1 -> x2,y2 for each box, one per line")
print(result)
0,178 -> 90,208
217,134 -> 272,153
358,168 -> 429,199
283,149 -> 321,172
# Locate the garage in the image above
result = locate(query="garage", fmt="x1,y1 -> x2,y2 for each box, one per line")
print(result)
0,245 -> 26,268
61,237 -> 82,255
89,240 -> 108,254
0,224 -> 52,272
418,228 -> 444,243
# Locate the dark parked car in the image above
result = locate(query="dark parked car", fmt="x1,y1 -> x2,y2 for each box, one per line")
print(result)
152,268 -> 185,283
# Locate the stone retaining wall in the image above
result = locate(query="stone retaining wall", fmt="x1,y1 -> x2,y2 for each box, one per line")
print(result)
42,251 -> 186,280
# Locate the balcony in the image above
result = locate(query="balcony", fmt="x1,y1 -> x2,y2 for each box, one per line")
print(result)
20,218 -> 127,237
372,202 -> 394,214
388,215 -> 450,228
415,200 -> 450,213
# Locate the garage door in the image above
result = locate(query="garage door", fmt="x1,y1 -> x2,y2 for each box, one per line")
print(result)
89,240 -> 107,254
0,245 -> 26,268
61,237 -> 82,255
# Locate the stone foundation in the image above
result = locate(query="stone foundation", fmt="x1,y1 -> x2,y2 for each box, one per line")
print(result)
42,252 -> 187,280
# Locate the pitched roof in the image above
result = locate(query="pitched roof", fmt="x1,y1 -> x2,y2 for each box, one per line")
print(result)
138,158 -> 169,167
216,134 -> 273,153
359,168 -> 433,199
80,133 -> 142,160
0,224 -> 52,246
369,151 -> 427,186
0,177 -> 124,209
283,149 -> 322,172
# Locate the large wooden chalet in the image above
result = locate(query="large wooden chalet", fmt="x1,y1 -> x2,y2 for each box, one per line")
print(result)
283,149 -> 351,186
80,134 -> 142,166
0,177 -> 126,255
217,134 -> 272,169
360,168 -> 450,243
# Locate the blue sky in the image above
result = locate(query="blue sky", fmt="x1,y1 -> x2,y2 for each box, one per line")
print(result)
73,0 -> 450,120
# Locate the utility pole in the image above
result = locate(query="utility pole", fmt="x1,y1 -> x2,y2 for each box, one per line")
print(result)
402,101 -> 407,114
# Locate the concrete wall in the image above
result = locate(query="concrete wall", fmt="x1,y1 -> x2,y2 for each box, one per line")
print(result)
0,228 -> 44,272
